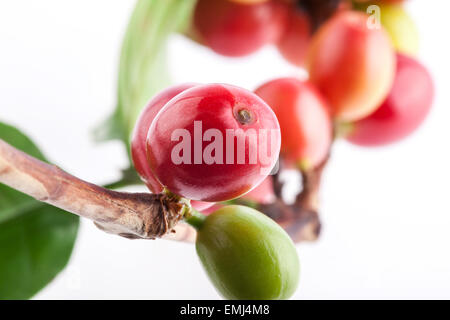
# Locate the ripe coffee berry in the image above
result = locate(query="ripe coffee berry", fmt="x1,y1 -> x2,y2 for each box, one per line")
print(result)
277,7 -> 311,67
132,84 -> 196,193
347,53 -> 434,147
131,84 -> 214,211
194,0 -> 288,57
146,84 -> 281,202
255,77 -> 332,170
307,11 -> 396,122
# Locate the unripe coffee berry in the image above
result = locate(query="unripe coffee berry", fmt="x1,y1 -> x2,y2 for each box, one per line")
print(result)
196,205 -> 300,300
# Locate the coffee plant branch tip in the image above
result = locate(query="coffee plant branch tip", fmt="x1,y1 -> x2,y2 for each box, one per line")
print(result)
0,139 -> 190,241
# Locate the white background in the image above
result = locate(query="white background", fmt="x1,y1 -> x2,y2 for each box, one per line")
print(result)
1,0 -> 450,299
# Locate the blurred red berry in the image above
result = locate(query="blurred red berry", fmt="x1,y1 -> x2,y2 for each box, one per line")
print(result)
194,0 -> 288,57
255,77 -> 332,170
307,11 -> 396,122
347,53 -> 434,146
277,8 -> 311,67
240,176 -> 276,204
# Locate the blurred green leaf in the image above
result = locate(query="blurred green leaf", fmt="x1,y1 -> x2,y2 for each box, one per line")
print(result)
0,122 -> 79,299
94,0 -> 197,153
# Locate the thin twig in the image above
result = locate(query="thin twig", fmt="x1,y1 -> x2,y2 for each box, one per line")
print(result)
0,139 -> 189,240
250,153 -> 331,243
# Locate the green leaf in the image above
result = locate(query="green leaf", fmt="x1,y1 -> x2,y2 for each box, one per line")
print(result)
0,122 -> 79,299
94,0 -> 197,152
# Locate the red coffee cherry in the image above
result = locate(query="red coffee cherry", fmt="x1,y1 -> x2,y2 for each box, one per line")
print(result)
255,77 -> 332,170
131,84 -> 196,193
193,0 -> 288,57
146,84 -> 281,202
347,53 -> 434,146
307,11 -> 396,122
277,8 -> 311,67
131,84 -> 214,211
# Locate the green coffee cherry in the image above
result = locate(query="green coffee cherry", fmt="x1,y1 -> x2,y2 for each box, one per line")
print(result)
195,205 -> 300,300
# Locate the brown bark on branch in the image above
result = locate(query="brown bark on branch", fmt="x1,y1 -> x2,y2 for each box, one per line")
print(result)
0,139 -> 189,240
249,155 -> 329,243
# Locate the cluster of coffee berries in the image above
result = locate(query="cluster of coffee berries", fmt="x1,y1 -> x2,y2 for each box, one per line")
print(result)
244,1 -> 433,205
192,0 -> 420,65
131,83 -> 298,300
131,83 -> 281,203
129,0 -> 433,300
190,0 -> 433,150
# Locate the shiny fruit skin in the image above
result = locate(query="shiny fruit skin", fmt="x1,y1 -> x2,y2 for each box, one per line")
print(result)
307,11 -> 396,122
146,84 -> 281,202
196,205 -> 300,300
277,8 -> 311,67
131,84 -> 214,211
194,0 -> 288,57
379,3 -> 419,56
131,84 -> 196,193
255,78 -> 332,169
347,53 -> 434,147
